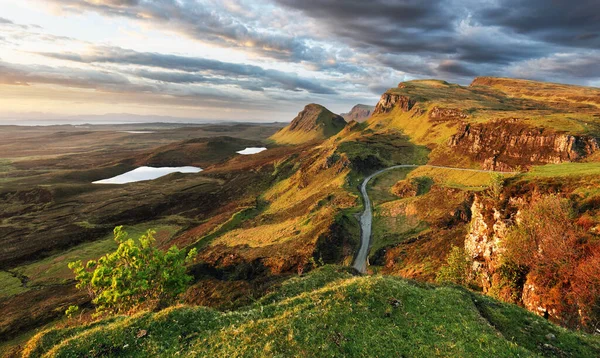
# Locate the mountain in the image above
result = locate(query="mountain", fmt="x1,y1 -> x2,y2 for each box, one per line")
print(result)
341,104 -> 375,123
270,103 -> 347,144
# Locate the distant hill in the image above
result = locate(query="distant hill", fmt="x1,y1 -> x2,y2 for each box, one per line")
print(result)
270,104 -> 346,144
341,104 -> 375,123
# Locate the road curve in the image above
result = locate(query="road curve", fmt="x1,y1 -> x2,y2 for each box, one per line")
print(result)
352,165 -> 518,273
352,165 -> 418,273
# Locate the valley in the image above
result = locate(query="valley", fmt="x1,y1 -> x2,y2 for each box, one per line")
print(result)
2,77 -> 600,356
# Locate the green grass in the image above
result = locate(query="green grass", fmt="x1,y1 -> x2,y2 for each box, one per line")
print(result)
338,132 -> 429,174
24,266 -> 600,357
0,159 -> 14,173
13,223 -> 181,287
192,199 -> 268,250
525,162 -> 600,178
370,206 -> 429,258
0,271 -> 28,298
368,167 -> 416,205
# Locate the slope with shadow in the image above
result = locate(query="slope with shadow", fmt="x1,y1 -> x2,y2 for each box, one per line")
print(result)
270,104 -> 347,144
21,266 -> 600,357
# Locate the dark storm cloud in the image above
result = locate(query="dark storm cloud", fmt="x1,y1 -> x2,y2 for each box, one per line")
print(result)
272,0 -> 553,79
39,46 -> 337,94
275,0 -> 458,53
477,0 -> 600,49
436,60 -> 477,77
273,0 -> 600,85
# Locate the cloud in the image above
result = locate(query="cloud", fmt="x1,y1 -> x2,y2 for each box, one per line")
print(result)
477,0 -> 600,49
39,46 -> 337,94
43,0 -> 334,67
0,59 -> 249,105
275,0 -> 458,53
508,52 -> 600,86
436,60 -> 477,77
4,0 -> 600,121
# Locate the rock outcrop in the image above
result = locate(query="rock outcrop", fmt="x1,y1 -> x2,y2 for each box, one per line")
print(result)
341,104 -> 375,123
464,195 -> 558,321
428,106 -> 468,121
373,93 -> 416,115
465,196 -> 514,294
270,103 -> 347,144
448,119 -> 599,170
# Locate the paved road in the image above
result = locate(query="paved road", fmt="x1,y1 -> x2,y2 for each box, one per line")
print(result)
352,165 -> 518,273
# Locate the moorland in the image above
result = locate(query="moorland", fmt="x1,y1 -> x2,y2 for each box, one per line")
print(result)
2,77 -> 600,357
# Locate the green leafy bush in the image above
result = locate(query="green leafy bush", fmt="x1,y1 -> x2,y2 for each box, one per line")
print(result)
69,226 -> 197,315
436,245 -> 471,285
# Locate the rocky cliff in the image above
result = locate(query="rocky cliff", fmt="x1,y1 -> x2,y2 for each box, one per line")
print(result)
448,119 -> 599,170
373,92 -> 416,115
465,196 -> 515,295
341,104 -> 375,123
464,193 -> 582,325
270,103 -> 347,144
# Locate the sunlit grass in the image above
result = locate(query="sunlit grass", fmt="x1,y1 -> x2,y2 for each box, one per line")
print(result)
525,162 -> 600,178
24,266 -> 600,357
0,271 -> 28,298
408,166 -> 511,190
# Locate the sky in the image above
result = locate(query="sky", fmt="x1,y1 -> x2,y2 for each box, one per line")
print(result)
0,0 -> 599,123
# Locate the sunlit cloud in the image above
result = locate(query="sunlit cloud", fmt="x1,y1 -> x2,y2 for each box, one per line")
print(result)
0,0 -> 598,122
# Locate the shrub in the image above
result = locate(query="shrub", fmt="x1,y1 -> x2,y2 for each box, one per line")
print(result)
436,246 -> 471,285
503,195 -> 600,329
69,226 -> 197,316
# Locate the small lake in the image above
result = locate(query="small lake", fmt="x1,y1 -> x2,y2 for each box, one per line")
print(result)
93,166 -> 202,184
237,147 -> 267,155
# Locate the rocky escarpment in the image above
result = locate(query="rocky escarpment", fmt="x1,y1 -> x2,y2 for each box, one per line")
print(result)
449,119 -> 599,171
373,93 -> 416,115
341,104 -> 375,123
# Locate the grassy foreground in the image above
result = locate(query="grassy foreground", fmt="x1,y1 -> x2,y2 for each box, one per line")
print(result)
22,266 -> 600,357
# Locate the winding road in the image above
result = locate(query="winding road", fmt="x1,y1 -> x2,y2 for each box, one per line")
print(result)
352,165 -> 518,273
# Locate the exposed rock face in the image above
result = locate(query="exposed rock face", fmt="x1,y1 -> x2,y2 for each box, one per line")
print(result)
465,195 -> 554,320
341,104 -> 375,123
288,103 -> 346,133
373,93 -> 416,115
449,120 -> 599,170
465,196 -> 513,294
429,106 -> 468,121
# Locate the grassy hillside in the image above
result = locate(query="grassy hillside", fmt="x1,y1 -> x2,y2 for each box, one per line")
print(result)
22,266 -> 600,357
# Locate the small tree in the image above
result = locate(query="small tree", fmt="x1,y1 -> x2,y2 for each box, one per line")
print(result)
69,226 -> 197,316
487,173 -> 504,200
436,245 -> 471,285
